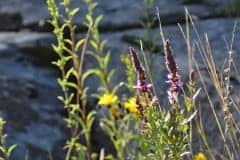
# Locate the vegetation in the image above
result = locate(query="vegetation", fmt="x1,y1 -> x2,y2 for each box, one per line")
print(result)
46,0 -> 240,159
0,117 -> 16,160
1,0 -> 240,159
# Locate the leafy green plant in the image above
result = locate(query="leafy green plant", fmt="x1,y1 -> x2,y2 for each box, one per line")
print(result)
0,117 -> 17,160
120,54 -> 136,93
82,2 -> 142,159
128,45 -> 196,159
47,0 -> 97,159
141,107 -> 189,159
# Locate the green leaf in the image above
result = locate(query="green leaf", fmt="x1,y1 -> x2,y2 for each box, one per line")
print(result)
57,77 -> 78,90
65,67 -> 78,80
81,69 -> 96,83
103,51 -> 111,69
65,67 -> 74,80
64,39 -> 72,46
90,40 -> 98,50
63,46 -> 75,55
94,15 -> 103,27
61,23 -> 68,31
85,14 -> 93,26
81,87 -> 89,100
75,39 -> 85,51
65,82 -> 78,89
0,146 -> 5,154
107,69 -> 115,83
52,44 -> 63,57
51,60 -> 61,68
86,111 -> 96,131
7,144 -> 17,157
57,78 -> 67,91
76,116 -> 86,131
182,110 -> 197,125
57,96 -> 65,103
89,2 -> 98,11
100,40 -> 107,52
69,104 -> 80,114
63,56 -> 72,63
82,68 -> 104,85
104,154 -> 114,160
70,8 -> 80,17
62,0 -> 71,6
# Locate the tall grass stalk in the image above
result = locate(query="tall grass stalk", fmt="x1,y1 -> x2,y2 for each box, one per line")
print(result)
178,10 -> 240,159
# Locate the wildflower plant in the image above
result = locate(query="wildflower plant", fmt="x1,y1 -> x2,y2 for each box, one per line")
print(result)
47,0 -> 98,159
128,41 -> 198,159
47,0 -> 200,159
164,40 -> 183,105
82,3 -> 141,159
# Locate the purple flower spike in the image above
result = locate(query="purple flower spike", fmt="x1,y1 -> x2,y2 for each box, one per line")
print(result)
129,47 -> 155,132
129,47 -> 145,74
164,40 -> 182,104
164,41 -> 178,76
129,47 -> 152,93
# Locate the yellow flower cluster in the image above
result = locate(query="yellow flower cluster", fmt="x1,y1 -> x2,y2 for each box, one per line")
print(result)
98,93 -> 118,106
98,93 -> 119,117
124,97 -> 139,116
98,94 -> 140,118
194,152 -> 207,160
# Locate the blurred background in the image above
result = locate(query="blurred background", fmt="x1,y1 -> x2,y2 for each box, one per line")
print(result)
0,0 -> 239,159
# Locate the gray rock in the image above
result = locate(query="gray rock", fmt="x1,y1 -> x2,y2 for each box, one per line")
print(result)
0,0 -> 216,31
0,32 -> 57,66
0,75 -> 66,160
0,12 -> 22,31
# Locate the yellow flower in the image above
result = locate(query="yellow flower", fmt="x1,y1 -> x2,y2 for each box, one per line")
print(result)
98,93 -> 118,106
194,152 -> 207,160
124,97 -> 139,115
